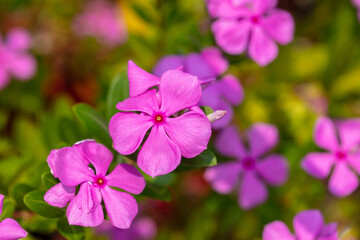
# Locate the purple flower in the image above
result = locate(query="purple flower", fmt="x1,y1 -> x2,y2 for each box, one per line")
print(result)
0,194 -> 27,239
263,209 -> 338,240
204,124 -> 288,209
73,0 -> 127,47
208,0 -> 295,66
0,28 -> 37,90
44,140 -> 146,228
109,63 -> 212,177
301,117 -> 360,197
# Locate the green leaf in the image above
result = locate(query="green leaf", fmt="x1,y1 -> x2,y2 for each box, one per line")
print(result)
176,149 -> 217,171
106,72 -> 129,120
58,217 -> 85,240
141,182 -> 171,201
41,172 -> 58,190
0,199 -> 15,221
24,190 -> 65,218
10,183 -> 34,210
73,103 -> 112,147
200,106 -> 214,115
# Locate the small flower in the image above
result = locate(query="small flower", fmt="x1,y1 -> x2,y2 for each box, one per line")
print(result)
208,0 -> 295,66
204,124 -> 288,209
263,209 -> 338,240
44,140 -> 146,228
0,194 -> 27,239
301,117 -> 360,197
0,28 -> 37,90
109,66 -> 211,177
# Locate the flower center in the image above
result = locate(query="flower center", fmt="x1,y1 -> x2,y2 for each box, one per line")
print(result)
154,114 -> 164,124
250,15 -> 260,24
94,176 -> 106,187
242,157 -> 256,170
335,151 -> 347,161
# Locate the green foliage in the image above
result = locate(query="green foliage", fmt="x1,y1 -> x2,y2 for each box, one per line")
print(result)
58,217 -> 85,240
141,182 -> 172,201
23,191 -> 65,218
106,72 -> 129,120
0,199 -> 15,221
41,172 -> 58,190
176,149 -> 217,171
10,183 -> 34,210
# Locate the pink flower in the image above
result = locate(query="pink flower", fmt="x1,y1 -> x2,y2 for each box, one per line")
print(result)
206,0 -> 252,18
209,0 -> 295,66
73,0 -> 127,47
0,28 -> 37,90
301,117 -> 360,197
109,63 -> 212,177
204,124 -> 288,209
263,209 -> 338,240
352,0 -> 360,20
0,194 -> 27,239
44,140 -> 146,228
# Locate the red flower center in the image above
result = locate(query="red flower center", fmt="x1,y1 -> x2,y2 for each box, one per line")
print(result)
95,176 -> 106,187
242,157 -> 256,170
154,114 -> 164,123
335,151 -> 347,161
250,16 -> 260,24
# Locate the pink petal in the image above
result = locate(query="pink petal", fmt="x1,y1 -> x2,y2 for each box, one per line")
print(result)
164,110 -> 211,158
301,152 -> 335,179
212,19 -> 251,55
218,74 -> 244,106
239,171 -> 268,209
293,209 -> 324,240
0,194 -> 3,216
204,161 -> 242,194
184,53 -> 217,80
263,221 -> 295,240
318,223 -> 338,239
337,119 -> 360,151
76,183 -> 102,214
6,28 -> 32,51
106,163 -> 146,194
248,26 -> 279,66
256,154 -> 288,186
314,117 -> 339,152
152,55 -> 185,77
200,47 -> 228,76
215,125 -> 247,158
80,141 -> 113,176
101,186 -> 138,229
199,82 -> 221,109
116,89 -> 159,115
0,68 -> 10,90
0,218 -> 28,239
133,217 -> 158,239
138,125 -> 181,177
211,100 -> 233,130
262,9 -> 295,45
44,183 -> 75,208
109,112 -> 153,155
46,149 -> 59,178
348,153 -> 360,174
128,60 -> 160,97
55,147 -> 94,187
207,0 -> 251,18
253,0 -> 278,15
329,163 -> 359,197
247,123 -> 278,158
159,69 -> 201,116
9,53 -> 37,81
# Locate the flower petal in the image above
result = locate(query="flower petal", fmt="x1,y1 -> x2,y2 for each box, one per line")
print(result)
253,0 -> 278,15
215,125 -> 247,158
212,19 -> 251,55
76,183 -> 102,214
109,112 -> 153,155
152,55 -> 185,77
262,9 -> 295,45
44,183 -> 75,208
6,28 -> 32,51
55,147 -> 94,187
247,123 -> 278,158
211,100 -> 233,130
314,117 -> 339,152
9,53 -> 37,81
128,60 -> 160,97
263,221 -> 295,240
184,53 -> 217,80
204,161 -> 242,194
101,186 -> 138,229
257,154 -> 288,186
46,149 -> 59,178
200,47 -> 228,76
80,141 -> 113,176
0,194 -> 3,216
218,74 -> 244,106
0,68 -> 10,90
159,69 -> 201,116
329,163 -> 359,197
116,89 -> 159,115
348,153 -> 360,174
239,171 -> 268,209
248,26 -> 279,66
207,0 -> 251,18
133,217 -> 158,239
0,218 -> 27,239
293,209 -> 324,240
106,163 -> 146,194
301,152 -> 335,179
138,125 -> 181,177
337,119 -> 360,151
318,223 -> 338,239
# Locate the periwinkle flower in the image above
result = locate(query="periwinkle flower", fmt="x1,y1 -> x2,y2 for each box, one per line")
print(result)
109,64 -> 211,177
44,140 -> 146,228
0,194 -> 27,239
208,0 -> 295,66
263,209 -> 338,240
0,28 -> 37,90
204,124 -> 288,209
301,117 -> 360,197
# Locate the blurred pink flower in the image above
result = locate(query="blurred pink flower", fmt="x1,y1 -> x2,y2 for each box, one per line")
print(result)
73,0 -> 127,47
0,28 -> 37,90
301,117 -> 360,197
0,194 -> 27,239
208,0 -> 295,66
263,209 -> 338,240
352,0 -> 360,20
204,124 -> 288,209
109,63 -> 211,177
45,140 -> 146,228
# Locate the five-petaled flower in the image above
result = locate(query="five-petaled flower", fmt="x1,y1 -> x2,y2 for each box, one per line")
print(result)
263,209 -> 338,240
204,124 -> 288,209
109,62 -> 212,177
44,140 -> 146,228
301,117 -> 360,197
